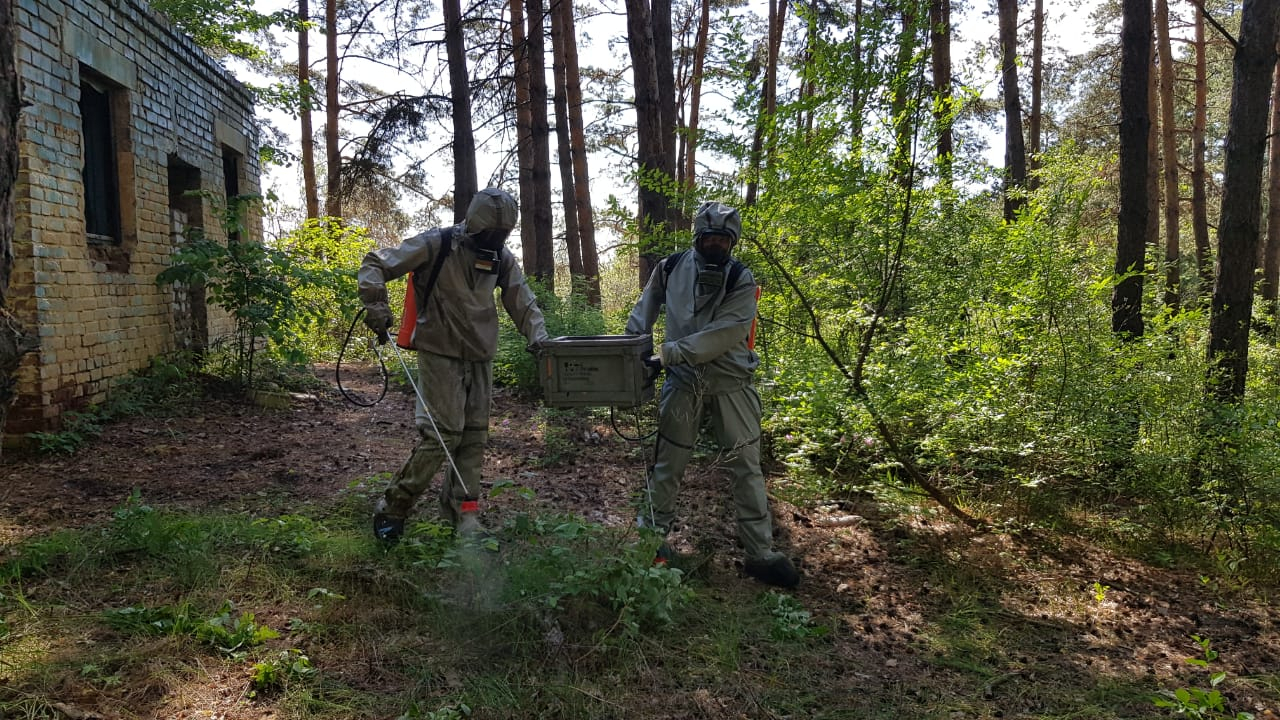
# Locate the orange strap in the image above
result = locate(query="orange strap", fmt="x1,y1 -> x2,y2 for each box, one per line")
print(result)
747,285 -> 762,350
395,272 -> 417,349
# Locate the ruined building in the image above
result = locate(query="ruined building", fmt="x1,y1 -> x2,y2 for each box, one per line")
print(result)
6,0 -> 261,435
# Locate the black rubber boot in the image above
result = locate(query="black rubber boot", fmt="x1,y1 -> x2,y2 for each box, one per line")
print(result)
744,555 -> 800,589
654,542 -> 674,565
373,513 -> 405,543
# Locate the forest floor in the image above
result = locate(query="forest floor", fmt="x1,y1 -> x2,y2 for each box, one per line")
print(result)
1,364 -> 1279,720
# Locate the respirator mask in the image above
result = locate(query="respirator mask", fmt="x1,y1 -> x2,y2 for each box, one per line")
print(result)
695,231 -> 734,268
469,227 -> 510,274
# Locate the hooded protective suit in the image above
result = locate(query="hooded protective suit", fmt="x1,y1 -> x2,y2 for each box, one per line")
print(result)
359,189 -> 546,361
359,189 -> 549,534
625,203 -> 789,574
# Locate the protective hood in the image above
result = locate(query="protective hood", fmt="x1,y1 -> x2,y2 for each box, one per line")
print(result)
464,188 -> 519,236
693,201 -> 741,265
693,201 -> 741,244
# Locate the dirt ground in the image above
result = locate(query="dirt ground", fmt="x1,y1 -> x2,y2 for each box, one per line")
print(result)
2,364 -> 1279,719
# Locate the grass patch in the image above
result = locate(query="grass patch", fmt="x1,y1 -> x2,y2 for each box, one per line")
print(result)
1,489 -> 1275,719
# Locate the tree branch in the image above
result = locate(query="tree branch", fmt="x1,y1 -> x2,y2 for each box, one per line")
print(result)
1186,0 -> 1239,50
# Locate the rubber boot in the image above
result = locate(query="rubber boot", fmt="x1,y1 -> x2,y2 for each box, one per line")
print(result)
744,552 -> 800,589
372,497 -> 405,543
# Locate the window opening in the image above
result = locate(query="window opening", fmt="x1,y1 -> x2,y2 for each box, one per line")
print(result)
80,69 -> 123,245
221,146 -> 243,243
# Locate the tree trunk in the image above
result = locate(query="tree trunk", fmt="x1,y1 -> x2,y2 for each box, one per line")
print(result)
1156,0 -> 1180,310
1028,0 -> 1043,188
1,0 -> 36,455
652,0 -> 677,228
557,0 -> 599,304
930,0 -> 953,183
1206,0 -> 1280,403
743,37 -> 767,208
684,0 -> 710,193
443,0 -> 477,221
1112,0 -> 1152,339
299,0 -> 319,219
850,0 -> 865,146
511,0 -> 535,271
801,0 -> 818,137
1263,60 -> 1280,321
997,0 -> 1027,221
1191,2 -> 1212,297
746,0 -> 786,207
324,0 -> 341,218
765,0 -> 786,173
624,0 -> 671,287
550,0 -> 583,284
1146,44 -> 1160,261
890,4 -> 918,188
524,0 -> 555,288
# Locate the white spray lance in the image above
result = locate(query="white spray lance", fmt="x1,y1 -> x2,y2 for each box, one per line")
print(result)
372,338 -> 477,517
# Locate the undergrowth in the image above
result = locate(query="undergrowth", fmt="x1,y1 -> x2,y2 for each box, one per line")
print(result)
2,488 -> 1275,719
24,349 -> 321,456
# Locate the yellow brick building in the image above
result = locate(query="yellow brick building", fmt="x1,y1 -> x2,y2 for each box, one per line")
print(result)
6,0 -> 260,435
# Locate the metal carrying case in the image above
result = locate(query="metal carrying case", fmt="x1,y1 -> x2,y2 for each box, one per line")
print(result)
539,334 -> 655,408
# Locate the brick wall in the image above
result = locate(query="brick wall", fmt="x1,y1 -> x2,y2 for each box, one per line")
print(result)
6,0 -> 261,434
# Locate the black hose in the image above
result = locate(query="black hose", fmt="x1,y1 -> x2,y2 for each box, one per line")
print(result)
610,402 -> 657,442
335,308 -> 389,407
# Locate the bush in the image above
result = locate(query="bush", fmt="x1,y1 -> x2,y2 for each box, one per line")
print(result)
277,218 -> 378,362
496,514 -> 691,638
158,200 -> 357,387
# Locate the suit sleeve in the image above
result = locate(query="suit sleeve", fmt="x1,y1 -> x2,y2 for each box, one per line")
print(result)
625,266 -> 665,336
358,231 -> 434,309
498,251 -> 550,345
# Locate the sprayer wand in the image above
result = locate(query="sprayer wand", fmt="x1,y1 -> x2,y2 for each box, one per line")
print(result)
372,340 -> 472,500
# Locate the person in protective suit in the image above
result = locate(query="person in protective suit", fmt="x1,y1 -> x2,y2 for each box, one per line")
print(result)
625,201 -> 800,588
359,187 -> 550,541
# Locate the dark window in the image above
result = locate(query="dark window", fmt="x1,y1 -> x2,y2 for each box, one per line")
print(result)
222,146 -> 243,243
80,71 -> 122,244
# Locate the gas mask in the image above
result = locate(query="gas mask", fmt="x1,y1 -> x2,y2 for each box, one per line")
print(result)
695,234 -> 734,307
695,231 -> 734,267
469,227 -> 510,274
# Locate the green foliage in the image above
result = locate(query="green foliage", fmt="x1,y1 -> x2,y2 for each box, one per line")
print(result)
27,410 -> 101,455
494,280 -> 609,392
530,407 -> 580,467
255,515 -> 325,557
1154,636 -> 1255,719
760,591 -> 827,642
102,602 -> 201,637
743,85 -> 1280,566
250,649 -> 316,697
276,218 -> 377,362
26,353 -> 203,455
497,515 -> 691,638
150,0 -> 293,62
158,197 -> 350,388
396,703 -> 472,720
104,600 -> 279,657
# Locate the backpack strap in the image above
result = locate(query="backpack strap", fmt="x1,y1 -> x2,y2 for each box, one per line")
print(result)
420,225 -> 456,304
725,260 -> 746,294
661,250 -> 688,288
396,226 -> 456,349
